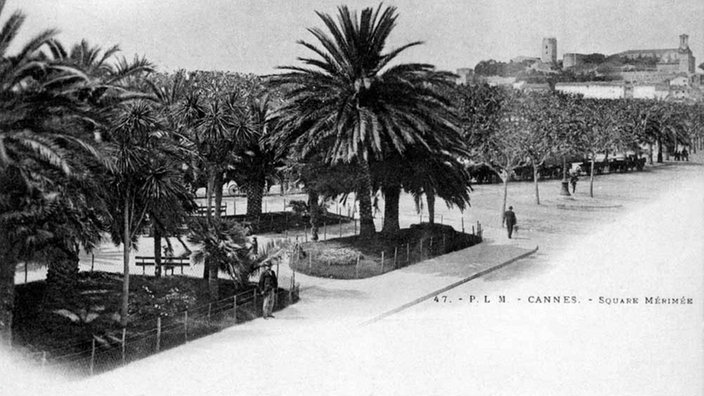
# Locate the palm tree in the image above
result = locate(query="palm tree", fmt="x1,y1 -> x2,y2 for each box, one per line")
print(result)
187,218 -> 254,300
105,101 -> 169,325
373,148 -> 471,234
0,1 -> 104,343
270,4 -> 461,239
228,94 -> 286,218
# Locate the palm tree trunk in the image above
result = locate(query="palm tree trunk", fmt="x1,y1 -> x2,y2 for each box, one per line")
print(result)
657,137 -> 663,163
427,192 -> 435,224
357,161 -> 376,239
590,157 -> 595,198
532,162 -> 540,205
381,184 -> 401,235
121,197 -> 131,326
308,190 -> 319,241
44,247 -> 79,311
246,178 -> 265,218
206,169 -> 215,221
154,224 -> 162,278
214,171 -> 224,220
207,258 -> 219,300
0,244 -> 15,345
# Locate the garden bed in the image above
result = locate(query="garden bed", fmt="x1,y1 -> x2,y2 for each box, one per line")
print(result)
12,272 -> 298,376
223,210 -> 352,234
290,223 -> 482,279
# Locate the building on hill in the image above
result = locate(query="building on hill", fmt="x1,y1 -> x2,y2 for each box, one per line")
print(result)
554,80 -> 699,101
612,34 -> 695,75
456,68 -> 474,85
564,53 -> 587,69
542,38 -> 557,64
511,56 -> 540,64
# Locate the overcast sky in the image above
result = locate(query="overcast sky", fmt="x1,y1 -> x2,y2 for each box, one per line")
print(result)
8,0 -> 704,75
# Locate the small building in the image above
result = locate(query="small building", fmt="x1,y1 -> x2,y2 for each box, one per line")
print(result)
554,81 -> 627,99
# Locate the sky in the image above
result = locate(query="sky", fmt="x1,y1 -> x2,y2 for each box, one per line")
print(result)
8,0 -> 704,75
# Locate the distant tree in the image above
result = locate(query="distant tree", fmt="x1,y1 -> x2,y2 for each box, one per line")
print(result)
460,86 -> 527,222
574,99 -> 620,197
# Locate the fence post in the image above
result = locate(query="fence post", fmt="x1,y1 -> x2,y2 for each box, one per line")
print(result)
234,200 -> 236,215
339,218 -> 342,237
184,311 -> 188,342
355,254 -> 360,278
381,251 -> 385,273
406,243 -> 410,264
289,272 -> 294,303
324,221 -> 327,240
253,289 -> 258,316
121,328 -> 126,364
443,234 -> 446,252
308,252 -> 312,270
472,225 -> 475,235
208,303 -> 212,324
233,295 -> 237,323
420,239 -> 423,261
430,237 -> 433,256
156,317 -> 161,352
394,247 -> 398,268
462,218 -> 465,233
354,218 -> 357,235
90,338 -> 96,375
440,215 -> 443,224
24,263 -> 28,283
91,253 -> 95,272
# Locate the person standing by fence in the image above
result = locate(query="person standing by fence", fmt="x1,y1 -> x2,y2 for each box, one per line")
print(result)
503,206 -> 517,239
259,260 -> 278,319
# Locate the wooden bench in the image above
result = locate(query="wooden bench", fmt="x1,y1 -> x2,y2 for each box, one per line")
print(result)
135,256 -> 190,275
196,205 -> 227,217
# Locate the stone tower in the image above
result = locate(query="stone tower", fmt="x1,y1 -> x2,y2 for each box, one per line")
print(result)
678,34 -> 695,73
542,37 -> 557,63
679,34 -> 689,50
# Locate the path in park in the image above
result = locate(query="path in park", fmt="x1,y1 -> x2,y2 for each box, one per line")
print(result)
2,155 -> 702,395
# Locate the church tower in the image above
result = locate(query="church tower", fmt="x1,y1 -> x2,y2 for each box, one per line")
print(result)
677,34 -> 695,73
541,38 -> 557,64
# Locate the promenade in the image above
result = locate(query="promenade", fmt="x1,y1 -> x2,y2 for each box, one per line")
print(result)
2,155 -> 702,396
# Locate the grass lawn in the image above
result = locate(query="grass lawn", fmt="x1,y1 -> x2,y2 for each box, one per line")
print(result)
12,272 -> 296,376
290,223 -> 482,279
223,210 -> 352,234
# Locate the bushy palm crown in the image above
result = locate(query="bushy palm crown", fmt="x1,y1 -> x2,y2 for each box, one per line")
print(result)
270,4 -> 462,163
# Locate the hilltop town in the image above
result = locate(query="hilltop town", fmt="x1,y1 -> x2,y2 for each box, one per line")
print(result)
458,34 -> 704,101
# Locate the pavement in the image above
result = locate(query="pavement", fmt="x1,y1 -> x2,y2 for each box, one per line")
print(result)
2,153 -> 703,395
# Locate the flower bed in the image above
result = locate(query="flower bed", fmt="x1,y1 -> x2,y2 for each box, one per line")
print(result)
290,223 -> 482,279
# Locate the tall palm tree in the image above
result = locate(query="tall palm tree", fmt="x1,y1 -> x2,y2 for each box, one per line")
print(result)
270,4 -> 461,239
0,0 -> 103,343
228,94 -> 286,218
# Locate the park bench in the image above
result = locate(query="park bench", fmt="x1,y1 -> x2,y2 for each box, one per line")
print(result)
196,205 -> 226,217
135,256 -> 190,275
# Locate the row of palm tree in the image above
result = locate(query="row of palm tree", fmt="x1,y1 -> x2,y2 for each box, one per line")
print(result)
2,2 -> 702,344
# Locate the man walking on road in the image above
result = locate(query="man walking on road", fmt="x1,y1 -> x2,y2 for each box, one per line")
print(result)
503,206 -> 517,239
259,260 -> 278,319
